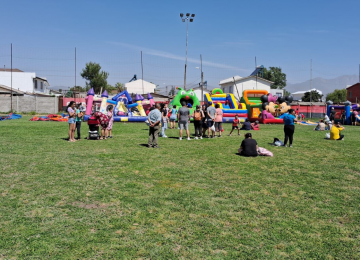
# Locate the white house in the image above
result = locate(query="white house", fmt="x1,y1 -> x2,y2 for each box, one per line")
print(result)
219,75 -> 273,100
0,68 -> 50,94
291,88 -> 323,101
190,86 -> 210,101
125,79 -> 156,94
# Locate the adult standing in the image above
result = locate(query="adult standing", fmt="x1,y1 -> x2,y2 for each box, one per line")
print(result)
93,112 -> 109,140
351,110 -> 358,126
214,103 -> 224,137
178,101 -> 191,140
206,102 -> 216,138
67,101 -> 76,142
330,107 -> 336,122
147,103 -> 162,148
201,104 -> 208,137
192,105 -> 204,139
282,108 -> 297,147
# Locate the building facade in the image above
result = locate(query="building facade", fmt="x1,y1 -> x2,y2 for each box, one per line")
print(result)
346,83 -> 360,103
219,75 -> 273,100
0,69 -> 50,94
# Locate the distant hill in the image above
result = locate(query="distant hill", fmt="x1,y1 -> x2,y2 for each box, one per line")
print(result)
286,75 -> 359,96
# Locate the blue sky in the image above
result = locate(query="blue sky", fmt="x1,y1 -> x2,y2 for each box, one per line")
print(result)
1,0 -> 360,91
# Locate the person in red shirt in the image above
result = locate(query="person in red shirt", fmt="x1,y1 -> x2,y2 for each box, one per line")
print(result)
229,114 -> 241,136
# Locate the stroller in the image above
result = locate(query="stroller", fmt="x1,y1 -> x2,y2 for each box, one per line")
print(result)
87,115 -> 100,140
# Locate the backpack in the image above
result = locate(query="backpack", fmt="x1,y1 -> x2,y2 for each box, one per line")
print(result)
194,111 -> 202,121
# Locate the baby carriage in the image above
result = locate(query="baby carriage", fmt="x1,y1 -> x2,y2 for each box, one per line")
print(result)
87,116 -> 100,140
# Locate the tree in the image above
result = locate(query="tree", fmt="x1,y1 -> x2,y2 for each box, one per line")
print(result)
301,90 -> 323,102
70,86 -> 86,92
80,62 -> 109,94
168,86 -> 176,96
115,82 -> 124,93
326,89 -> 347,103
262,67 -> 287,89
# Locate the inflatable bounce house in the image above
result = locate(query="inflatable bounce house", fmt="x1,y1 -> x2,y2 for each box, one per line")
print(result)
326,101 -> 360,125
204,88 -> 248,123
202,88 -> 293,124
83,88 -> 155,122
240,90 -> 293,124
168,87 -> 201,116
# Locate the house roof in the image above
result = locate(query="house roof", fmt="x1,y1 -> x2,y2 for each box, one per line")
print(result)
34,76 -> 49,84
219,75 -> 273,85
0,68 -> 24,72
346,83 -> 360,89
0,84 -> 25,94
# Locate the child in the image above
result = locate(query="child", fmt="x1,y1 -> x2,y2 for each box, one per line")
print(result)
160,103 -> 168,138
251,120 -> 260,130
107,105 -> 114,138
169,105 -> 178,129
229,114 -> 240,136
75,103 -> 83,140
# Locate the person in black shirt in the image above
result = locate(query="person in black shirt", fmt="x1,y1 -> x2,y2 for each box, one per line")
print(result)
238,133 -> 258,157
330,107 -> 336,122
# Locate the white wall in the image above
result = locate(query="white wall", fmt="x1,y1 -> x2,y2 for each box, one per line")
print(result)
270,89 -> 284,97
125,79 -> 156,94
193,89 -> 210,101
0,71 -> 36,93
220,78 -> 271,100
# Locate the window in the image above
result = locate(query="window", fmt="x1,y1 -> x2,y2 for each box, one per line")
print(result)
34,80 -> 37,89
41,82 -> 43,90
223,87 -> 226,93
229,86 -> 233,93
349,92 -> 352,97
276,92 -> 282,97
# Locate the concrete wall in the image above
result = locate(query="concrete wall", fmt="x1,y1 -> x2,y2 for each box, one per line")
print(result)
0,71 -> 36,93
0,96 -> 59,113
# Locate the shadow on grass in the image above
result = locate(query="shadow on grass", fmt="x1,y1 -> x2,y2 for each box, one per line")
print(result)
139,144 -> 149,147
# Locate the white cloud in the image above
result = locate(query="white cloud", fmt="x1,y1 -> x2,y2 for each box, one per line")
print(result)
107,41 -> 249,72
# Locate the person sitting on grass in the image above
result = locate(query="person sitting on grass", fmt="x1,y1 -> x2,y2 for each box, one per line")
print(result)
229,114 -> 240,136
314,120 -> 325,131
240,118 -> 251,130
238,133 -> 258,157
251,120 -> 260,130
330,121 -> 345,141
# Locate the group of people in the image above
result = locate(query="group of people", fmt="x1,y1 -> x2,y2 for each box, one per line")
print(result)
312,110 -> 345,140
147,101 -> 260,148
66,101 -> 114,142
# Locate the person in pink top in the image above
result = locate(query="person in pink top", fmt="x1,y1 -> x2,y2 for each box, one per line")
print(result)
106,105 -> 114,138
214,103 -> 224,137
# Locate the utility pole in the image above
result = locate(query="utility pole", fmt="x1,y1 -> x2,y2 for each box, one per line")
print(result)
200,54 -> 203,102
310,59 -> 312,118
141,51 -> 144,94
255,56 -> 257,90
11,43 -> 13,112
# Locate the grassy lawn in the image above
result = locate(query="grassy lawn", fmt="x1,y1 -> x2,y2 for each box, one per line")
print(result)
1,116 -> 359,259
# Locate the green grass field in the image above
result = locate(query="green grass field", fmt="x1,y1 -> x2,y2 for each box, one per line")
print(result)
1,116 -> 359,259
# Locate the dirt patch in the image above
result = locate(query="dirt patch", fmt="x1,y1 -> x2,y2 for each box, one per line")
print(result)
71,201 -> 109,209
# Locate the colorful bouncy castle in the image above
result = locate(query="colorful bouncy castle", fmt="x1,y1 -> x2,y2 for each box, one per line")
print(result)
326,101 -> 360,125
168,87 -> 201,116
204,88 -> 248,123
83,88 -> 155,122
240,90 -> 293,124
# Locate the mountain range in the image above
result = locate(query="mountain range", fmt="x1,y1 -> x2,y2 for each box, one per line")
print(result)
285,75 -> 359,96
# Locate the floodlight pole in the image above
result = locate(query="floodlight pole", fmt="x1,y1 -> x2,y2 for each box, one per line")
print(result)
180,13 -> 195,90
200,54 -> 203,102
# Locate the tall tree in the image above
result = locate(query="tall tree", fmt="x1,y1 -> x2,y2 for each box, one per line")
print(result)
326,89 -> 347,103
301,90 -> 323,102
80,62 -> 109,94
262,67 -> 287,89
115,82 -> 125,93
